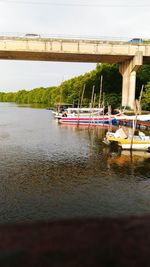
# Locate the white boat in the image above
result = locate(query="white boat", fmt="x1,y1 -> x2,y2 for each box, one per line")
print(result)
115,113 -> 150,122
59,107 -> 117,126
63,107 -> 104,116
104,128 -> 150,151
52,103 -> 74,119
52,110 -> 63,119
52,107 -> 104,119
59,116 -> 116,126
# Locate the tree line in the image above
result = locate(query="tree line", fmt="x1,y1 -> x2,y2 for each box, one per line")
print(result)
0,63 -> 150,110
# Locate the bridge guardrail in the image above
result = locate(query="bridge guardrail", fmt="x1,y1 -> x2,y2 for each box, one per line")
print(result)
0,32 -> 146,43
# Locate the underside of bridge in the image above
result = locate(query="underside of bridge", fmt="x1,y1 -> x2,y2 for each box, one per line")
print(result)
0,50 -> 150,64
0,50 -> 133,64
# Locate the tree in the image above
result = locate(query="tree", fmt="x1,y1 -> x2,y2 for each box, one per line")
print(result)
141,83 -> 150,110
0,63 -> 149,110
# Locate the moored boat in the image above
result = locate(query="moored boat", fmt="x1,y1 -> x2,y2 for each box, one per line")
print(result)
52,110 -> 63,119
59,116 -> 116,126
115,113 -> 150,122
52,107 -> 104,119
58,107 -> 116,125
104,128 -> 150,151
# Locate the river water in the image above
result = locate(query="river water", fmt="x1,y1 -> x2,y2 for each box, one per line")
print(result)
0,102 -> 150,223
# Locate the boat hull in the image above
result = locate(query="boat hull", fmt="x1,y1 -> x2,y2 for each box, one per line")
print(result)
106,136 -> 150,151
115,114 -> 150,122
120,143 -> 150,150
59,117 -> 117,126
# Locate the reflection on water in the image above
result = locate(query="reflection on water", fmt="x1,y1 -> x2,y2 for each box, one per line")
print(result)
106,146 -> 150,177
0,103 -> 150,224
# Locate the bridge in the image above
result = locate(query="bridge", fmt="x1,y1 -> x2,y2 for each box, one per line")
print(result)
0,35 -> 150,108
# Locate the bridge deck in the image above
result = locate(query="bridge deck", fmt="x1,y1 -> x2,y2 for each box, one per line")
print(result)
0,37 -> 150,63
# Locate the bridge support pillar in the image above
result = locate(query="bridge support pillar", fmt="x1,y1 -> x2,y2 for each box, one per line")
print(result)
119,52 -> 143,109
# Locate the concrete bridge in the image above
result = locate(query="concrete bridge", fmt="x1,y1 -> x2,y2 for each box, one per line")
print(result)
0,35 -> 150,108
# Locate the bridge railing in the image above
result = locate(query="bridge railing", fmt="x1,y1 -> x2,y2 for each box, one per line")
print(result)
0,32 -> 136,42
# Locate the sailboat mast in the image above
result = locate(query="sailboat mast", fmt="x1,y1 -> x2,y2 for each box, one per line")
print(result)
91,85 -> 95,108
80,84 -> 86,108
98,75 -> 103,108
138,84 -> 144,114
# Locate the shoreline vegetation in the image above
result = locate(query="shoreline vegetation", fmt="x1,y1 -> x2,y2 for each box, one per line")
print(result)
0,63 -> 150,110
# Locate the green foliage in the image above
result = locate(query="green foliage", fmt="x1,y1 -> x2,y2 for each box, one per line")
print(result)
0,87 -> 56,106
137,65 -> 150,84
104,93 -> 122,109
96,64 -> 122,94
141,82 -> 150,110
0,63 -> 150,110
136,65 -> 150,97
57,63 -> 122,108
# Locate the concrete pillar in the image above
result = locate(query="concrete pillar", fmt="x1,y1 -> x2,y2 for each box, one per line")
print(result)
119,60 -> 130,107
129,71 -> 136,108
119,52 -> 143,109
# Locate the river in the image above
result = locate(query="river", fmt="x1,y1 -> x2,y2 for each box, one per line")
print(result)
0,102 -> 150,223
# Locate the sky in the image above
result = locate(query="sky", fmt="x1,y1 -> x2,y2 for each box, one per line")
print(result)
0,0 -> 149,92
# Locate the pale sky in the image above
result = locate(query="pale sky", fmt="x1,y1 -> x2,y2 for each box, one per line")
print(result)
0,0 -> 149,92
